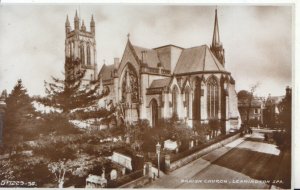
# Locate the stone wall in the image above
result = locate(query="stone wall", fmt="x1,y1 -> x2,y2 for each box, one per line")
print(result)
118,176 -> 150,188
165,133 -> 240,173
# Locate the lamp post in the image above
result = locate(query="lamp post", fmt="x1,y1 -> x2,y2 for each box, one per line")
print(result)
156,142 -> 161,178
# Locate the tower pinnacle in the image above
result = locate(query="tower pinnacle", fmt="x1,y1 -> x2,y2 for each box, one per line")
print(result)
90,15 -> 95,34
65,15 -> 70,34
74,10 -> 80,30
65,15 -> 70,26
81,20 -> 86,31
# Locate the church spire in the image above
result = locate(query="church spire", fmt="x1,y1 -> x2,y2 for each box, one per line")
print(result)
212,9 -> 221,46
210,8 -> 225,66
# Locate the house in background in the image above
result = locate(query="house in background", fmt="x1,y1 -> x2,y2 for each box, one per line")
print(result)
238,96 -> 265,126
237,87 -> 290,128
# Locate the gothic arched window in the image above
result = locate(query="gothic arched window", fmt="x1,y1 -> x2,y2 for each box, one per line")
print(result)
172,86 -> 179,116
193,77 -> 201,121
207,76 -> 219,119
185,88 -> 190,119
80,45 -> 85,65
87,45 -> 91,65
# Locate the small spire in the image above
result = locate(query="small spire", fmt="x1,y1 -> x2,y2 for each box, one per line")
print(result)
75,10 -> 79,20
212,8 -> 221,46
65,15 -> 70,26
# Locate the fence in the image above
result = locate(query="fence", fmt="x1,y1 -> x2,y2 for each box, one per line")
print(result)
170,131 -> 239,162
165,132 -> 240,172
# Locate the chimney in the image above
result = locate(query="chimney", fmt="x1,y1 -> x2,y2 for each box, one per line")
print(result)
286,86 -> 291,96
114,58 -> 120,70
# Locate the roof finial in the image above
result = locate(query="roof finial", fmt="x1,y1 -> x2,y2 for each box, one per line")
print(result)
127,33 -> 130,40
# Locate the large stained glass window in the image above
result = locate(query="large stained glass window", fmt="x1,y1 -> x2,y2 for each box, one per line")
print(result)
121,64 -> 139,103
193,78 -> 201,121
207,76 -> 219,119
185,88 -> 190,119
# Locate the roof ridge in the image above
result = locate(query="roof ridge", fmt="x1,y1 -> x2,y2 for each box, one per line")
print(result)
153,44 -> 184,50
185,44 -> 207,50
132,44 -> 153,51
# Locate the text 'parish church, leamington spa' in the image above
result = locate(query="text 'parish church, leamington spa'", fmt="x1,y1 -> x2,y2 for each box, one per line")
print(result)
64,9 -> 241,132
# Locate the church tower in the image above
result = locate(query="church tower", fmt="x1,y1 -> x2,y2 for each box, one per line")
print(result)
210,9 -> 225,66
64,11 -> 97,84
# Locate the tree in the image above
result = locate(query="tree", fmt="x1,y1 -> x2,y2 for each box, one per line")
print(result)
277,86 -> 292,149
278,87 -> 291,130
35,141 -> 76,188
3,79 -> 36,155
246,83 -> 260,126
237,82 -> 260,128
39,58 -> 108,115
48,159 -> 73,188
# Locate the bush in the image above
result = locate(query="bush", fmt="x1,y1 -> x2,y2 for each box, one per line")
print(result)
273,131 -> 291,150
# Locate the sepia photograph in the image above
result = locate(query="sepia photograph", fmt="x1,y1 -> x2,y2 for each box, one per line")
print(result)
0,2 -> 293,189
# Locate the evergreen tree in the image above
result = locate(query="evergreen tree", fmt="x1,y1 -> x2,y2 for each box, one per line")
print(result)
39,58 -> 108,115
278,87 -> 292,133
3,79 -> 35,154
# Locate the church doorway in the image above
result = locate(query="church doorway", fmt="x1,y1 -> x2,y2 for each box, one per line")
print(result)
150,99 -> 159,128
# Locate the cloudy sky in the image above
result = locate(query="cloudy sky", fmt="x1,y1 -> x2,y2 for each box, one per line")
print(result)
0,4 -> 292,97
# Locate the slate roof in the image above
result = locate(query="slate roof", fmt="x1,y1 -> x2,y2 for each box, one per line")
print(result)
173,45 -> 226,74
132,45 -> 161,68
238,98 -> 263,107
154,44 -> 184,71
98,64 -> 114,81
149,78 -> 171,89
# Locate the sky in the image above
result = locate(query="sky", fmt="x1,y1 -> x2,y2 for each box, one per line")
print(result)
0,4 -> 293,97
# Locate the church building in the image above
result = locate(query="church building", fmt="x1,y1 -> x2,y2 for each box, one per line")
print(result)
65,10 -> 241,132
